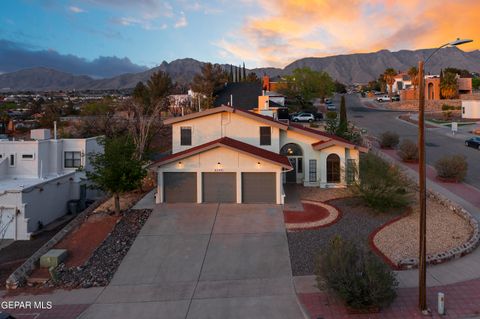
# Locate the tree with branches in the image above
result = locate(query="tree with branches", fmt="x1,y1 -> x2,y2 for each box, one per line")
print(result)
383,68 -> 397,96
191,63 -> 228,109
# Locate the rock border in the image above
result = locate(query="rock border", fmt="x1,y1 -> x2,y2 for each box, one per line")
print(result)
5,196 -> 109,289
369,190 -> 480,270
397,190 -> 479,270
285,200 -> 342,232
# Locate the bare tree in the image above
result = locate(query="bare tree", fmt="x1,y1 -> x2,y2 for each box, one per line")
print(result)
127,71 -> 173,160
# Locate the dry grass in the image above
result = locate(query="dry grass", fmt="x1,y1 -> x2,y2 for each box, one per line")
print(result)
374,198 -> 473,263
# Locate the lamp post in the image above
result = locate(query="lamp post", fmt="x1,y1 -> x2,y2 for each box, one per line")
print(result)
417,38 -> 473,313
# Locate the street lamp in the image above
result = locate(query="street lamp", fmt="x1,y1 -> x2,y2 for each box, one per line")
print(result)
417,38 -> 473,313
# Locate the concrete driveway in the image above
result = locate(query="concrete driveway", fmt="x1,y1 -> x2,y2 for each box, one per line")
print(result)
79,203 -> 306,319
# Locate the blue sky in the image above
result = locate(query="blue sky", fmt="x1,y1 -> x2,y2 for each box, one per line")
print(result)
0,0 -> 478,77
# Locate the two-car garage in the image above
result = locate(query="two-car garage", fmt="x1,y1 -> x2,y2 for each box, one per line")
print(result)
162,172 -> 277,204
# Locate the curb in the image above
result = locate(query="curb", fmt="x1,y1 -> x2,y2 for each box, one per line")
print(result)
284,200 -> 343,232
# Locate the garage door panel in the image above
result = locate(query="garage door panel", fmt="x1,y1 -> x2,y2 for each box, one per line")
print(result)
164,172 -> 197,203
203,173 -> 236,203
242,173 -> 276,203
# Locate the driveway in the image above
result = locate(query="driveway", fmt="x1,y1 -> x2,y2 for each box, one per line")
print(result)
79,203 -> 306,319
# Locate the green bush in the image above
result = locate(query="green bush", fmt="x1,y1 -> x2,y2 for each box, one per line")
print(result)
316,236 -> 398,310
434,155 -> 468,181
353,153 -> 412,211
397,139 -> 418,162
379,131 -> 399,149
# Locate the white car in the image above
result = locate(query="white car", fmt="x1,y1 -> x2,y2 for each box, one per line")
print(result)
376,95 -> 391,102
292,113 -> 315,122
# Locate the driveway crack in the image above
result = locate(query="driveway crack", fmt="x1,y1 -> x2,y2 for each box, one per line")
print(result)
184,203 -> 220,319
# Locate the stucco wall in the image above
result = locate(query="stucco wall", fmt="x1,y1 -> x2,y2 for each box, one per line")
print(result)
281,129 -> 359,187
157,147 -> 283,204
172,112 -> 281,154
21,173 -> 77,236
462,100 -> 480,119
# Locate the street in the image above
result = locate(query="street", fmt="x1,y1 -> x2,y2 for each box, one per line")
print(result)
341,94 -> 480,189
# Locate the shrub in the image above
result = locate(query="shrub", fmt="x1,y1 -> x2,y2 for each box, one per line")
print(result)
379,131 -> 399,149
434,155 -> 468,182
353,153 -> 412,211
310,122 -> 319,128
316,236 -> 398,310
397,139 -> 418,162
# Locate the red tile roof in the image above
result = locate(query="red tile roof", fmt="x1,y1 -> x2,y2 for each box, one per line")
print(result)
150,137 -> 292,169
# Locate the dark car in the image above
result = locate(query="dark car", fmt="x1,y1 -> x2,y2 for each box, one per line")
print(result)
465,136 -> 480,149
391,95 -> 400,101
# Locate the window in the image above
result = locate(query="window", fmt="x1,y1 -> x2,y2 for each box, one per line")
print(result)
9,154 -> 15,167
21,154 -> 34,160
260,126 -> 271,145
327,154 -> 341,183
309,159 -> 317,182
180,127 -> 192,146
297,158 -> 303,173
346,159 -> 356,184
463,107 -> 465,114
64,151 -> 81,168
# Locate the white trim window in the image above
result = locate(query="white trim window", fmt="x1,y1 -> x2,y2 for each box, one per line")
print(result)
21,154 -> 35,160
9,154 -> 15,167
180,127 -> 192,146
64,151 -> 82,168
309,159 -> 317,182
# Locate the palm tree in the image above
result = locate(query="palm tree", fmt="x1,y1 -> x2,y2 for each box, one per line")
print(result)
440,71 -> 458,99
383,68 -> 397,96
407,66 -> 419,90
0,110 -> 10,134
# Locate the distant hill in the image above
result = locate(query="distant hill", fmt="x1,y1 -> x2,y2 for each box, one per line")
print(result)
1,47 -> 480,91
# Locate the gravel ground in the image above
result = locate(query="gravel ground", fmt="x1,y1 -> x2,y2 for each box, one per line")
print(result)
48,209 -> 151,289
374,198 -> 473,263
287,197 -> 403,276
297,187 -> 353,202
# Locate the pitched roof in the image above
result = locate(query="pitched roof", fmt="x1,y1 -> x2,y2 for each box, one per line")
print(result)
163,105 -> 367,152
213,82 -> 263,110
163,105 -> 288,129
150,137 -> 292,169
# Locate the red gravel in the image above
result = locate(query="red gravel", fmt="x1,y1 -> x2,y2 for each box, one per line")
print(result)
284,203 -> 330,224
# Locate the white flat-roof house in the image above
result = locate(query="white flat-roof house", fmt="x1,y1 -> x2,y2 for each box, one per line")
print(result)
0,129 -> 102,240
151,105 -> 367,205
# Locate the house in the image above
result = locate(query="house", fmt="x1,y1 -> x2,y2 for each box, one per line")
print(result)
400,74 -> 473,101
0,129 -> 102,240
150,105 -> 366,205
389,73 -> 412,94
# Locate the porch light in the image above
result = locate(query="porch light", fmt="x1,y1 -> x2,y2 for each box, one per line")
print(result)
177,161 -> 183,168
287,148 -> 293,155
256,161 -> 261,168
216,162 -> 222,169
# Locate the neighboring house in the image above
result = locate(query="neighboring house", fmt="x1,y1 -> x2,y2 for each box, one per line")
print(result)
400,75 -> 473,101
389,73 -> 412,94
213,82 -> 263,109
462,99 -> 480,119
151,105 -> 366,205
0,129 -> 102,240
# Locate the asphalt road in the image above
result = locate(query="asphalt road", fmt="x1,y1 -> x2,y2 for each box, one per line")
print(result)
340,94 -> 480,189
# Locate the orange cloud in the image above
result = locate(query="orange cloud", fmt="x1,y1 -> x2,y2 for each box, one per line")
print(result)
218,0 -> 480,67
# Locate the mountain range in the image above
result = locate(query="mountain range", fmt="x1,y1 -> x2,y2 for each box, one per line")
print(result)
1,47 -> 479,91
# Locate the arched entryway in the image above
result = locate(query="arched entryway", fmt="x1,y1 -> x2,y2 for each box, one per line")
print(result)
281,143 -> 303,183
326,154 -> 341,183
427,83 -> 434,100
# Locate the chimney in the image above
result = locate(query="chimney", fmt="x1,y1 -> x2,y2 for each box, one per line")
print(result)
263,75 -> 270,91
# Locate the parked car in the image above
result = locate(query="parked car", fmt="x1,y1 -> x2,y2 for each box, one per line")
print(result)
465,136 -> 480,149
376,95 -> 391,102
326,103 -> 336,111
292,112 -> 315,122
391,95 -> 400,101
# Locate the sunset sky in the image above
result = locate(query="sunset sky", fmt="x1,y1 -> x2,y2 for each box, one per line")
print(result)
1,0 -> 478,77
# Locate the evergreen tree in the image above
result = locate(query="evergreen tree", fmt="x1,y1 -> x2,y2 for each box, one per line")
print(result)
238,65 -> 242,81
242,62 -> 246,81
337,95 -> 348,136
229,64 -> 233,83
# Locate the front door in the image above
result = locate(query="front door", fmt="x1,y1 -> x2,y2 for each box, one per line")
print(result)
286,158 -> 297,183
